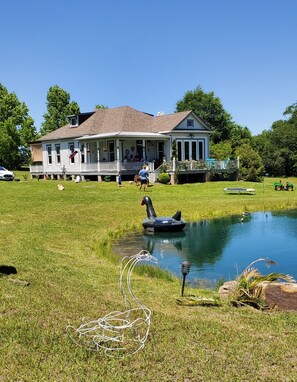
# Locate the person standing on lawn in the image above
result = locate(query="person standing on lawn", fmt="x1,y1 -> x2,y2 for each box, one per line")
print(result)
139,165 -> 149,191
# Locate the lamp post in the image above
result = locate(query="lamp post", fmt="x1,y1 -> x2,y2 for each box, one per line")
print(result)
181,261 -> 191,297
263,173 -> 269,212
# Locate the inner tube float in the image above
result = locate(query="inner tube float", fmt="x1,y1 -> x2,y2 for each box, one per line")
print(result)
141,196 -> 186,232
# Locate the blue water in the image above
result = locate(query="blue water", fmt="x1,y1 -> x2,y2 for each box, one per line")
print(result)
114,210 -> 297,283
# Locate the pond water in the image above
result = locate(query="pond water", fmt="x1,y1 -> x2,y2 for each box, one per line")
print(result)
113,209 -> 297,285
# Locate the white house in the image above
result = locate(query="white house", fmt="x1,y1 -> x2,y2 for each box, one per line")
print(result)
30,106 -> 238,182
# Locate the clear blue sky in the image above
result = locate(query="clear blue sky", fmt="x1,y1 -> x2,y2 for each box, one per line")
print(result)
1,0 -> 296,135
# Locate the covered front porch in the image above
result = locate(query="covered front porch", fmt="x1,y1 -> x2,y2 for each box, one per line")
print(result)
77,132 -> 169,165
30,157 -> 239,183
29,132 -> 239,182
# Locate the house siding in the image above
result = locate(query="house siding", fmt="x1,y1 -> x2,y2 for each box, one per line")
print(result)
42,140 -> 81,175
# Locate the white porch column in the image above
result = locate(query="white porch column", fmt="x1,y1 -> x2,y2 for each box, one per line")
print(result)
97,141 -> 100,172
116,139 -> 121,173
116,139 -> 120,160
142,139 -> 146,161
97,142 -> 100,161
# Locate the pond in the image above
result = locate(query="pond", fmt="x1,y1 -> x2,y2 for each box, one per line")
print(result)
113,209 -> 297,286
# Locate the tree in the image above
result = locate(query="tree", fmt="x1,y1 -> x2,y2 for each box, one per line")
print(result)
255,101 -> 297,176
230,124 -> 252,147
0,83 -> 37,168
95,104 -> 108,109
235,143 -> 265,181
283,102 -> 297,124
176,86 -> 234,143
210,141 -> 233,160
40,85 -> 80,135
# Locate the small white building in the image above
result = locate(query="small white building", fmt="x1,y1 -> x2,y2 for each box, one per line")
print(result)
30,106 -> 237,182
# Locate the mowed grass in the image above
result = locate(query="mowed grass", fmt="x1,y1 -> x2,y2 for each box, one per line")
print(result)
1,174 -> 297,382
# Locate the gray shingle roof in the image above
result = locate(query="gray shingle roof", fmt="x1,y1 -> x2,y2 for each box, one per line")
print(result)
36,106 -> 208,142
151,111 -> 192,132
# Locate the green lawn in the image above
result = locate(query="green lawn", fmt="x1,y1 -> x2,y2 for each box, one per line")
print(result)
1,175 -> 297,381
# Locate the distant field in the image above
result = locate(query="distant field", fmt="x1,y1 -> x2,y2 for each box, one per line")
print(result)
1,175 -> 297,381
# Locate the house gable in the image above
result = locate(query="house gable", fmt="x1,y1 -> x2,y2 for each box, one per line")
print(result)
151,111 -> 211,135
172,112 -> 211,132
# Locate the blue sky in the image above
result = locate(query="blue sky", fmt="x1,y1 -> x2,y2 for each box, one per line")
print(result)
1,0 -> 296,135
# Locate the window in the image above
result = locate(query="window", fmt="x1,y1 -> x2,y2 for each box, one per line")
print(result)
176,140 -> 201,161
108,141 -> 115,161
69,116 -> 78,127
157,141 -> 164,161
184,141 -> 190,160
187,119 -> 194,128
69,142 -> 75,164
55,144 -> 60,164
199,141 -> 204,160
47,144 -> 52,164
136,140 -> 143,159
191,141 -> 197,160
81,143 -> 85,163
177,141 -> 182,161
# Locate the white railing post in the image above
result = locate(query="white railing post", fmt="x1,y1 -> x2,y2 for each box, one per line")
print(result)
97,141 -> 100,172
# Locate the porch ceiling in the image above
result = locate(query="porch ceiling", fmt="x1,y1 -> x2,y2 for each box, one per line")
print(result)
76,132 -> 169,140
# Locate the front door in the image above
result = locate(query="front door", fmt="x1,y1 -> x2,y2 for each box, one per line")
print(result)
108,141 -> 115,161
157,141 -> 164,161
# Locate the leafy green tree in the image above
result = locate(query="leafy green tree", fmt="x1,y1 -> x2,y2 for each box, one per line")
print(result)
230,124 -> 252,147
40,85 -> 80,135
283,102 -> 297,124
253,131 -> 275,175
235,143 -> 265,181
95,104 -> 108,109
0,83 -> 36,168
176,86 -> 234,143
255,102 -> 297,176
210,141 -> 233,160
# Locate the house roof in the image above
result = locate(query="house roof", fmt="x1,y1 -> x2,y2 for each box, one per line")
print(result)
36,106 -> 211,142
151,111 -> 192,132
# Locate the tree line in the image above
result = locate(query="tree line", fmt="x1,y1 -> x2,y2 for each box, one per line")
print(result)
0,83 -> 296,181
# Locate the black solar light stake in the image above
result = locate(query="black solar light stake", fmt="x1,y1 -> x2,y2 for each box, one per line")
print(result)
181,261 -> 191,297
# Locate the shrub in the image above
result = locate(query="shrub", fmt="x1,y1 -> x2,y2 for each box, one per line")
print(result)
158,172 -> 170,184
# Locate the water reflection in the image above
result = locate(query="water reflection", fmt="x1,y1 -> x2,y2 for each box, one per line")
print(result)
144,230 -> 187,255
114,210 -> 297,282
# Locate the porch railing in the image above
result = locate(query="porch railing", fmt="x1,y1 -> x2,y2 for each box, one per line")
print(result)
155,159 -> 239,173
30,161 -> 150,175
30,158 -> 238,177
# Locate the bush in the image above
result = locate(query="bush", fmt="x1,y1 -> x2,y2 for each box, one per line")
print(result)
158,172 -> 170,184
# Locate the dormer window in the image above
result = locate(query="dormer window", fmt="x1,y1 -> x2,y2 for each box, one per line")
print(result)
187,119 -> 194,128
68,115 -> 78,127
